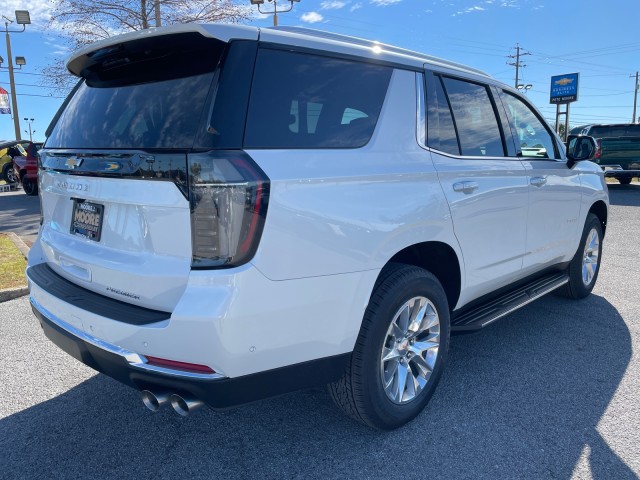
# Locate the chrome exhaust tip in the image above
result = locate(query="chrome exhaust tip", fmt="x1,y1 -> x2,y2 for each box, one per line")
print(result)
141,390 -> 170,412
170,393 -> 204,417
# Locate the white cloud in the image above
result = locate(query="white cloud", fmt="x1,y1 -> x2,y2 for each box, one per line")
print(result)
370,0 -> 402,6
301,12 -> 324,23
351,2 -> 363,11
453,5 -> 486,16
2,0 -> 53,29
321,1 -> 348,9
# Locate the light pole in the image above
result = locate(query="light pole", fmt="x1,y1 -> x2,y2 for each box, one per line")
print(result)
250,0 -> 300,27
2,10 -> 31,141
23,117 -> 35,141
517,83 -> 532,94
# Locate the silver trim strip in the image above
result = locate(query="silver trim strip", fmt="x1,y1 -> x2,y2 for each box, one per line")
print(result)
480,277 -> 569,328
416,72 -> 427,149
30,296 -> 226,381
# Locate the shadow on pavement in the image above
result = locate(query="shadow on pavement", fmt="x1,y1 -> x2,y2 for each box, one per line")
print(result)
0,294 -> 633,479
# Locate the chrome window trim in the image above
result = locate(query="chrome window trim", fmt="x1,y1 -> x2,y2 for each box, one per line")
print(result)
30,296 -> 226,381
416,72 -> 427,149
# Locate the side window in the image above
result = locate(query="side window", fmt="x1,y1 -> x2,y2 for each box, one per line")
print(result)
499,91 -> 559,159
244,49 -> 392,149
441,77 -> 505,157
426,73 -> 460,156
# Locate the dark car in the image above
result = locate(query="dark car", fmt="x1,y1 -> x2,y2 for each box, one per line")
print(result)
11,141 -> 39,195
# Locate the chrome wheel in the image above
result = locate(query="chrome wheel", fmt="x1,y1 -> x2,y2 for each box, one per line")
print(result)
582,227 -> 600,287
380,296 -> 440,405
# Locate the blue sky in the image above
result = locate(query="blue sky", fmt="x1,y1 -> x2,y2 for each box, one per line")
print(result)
1,0 -> 639,142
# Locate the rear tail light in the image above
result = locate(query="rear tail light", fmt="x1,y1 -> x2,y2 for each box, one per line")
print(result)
188,150 -> 269,269
595,139 -> 601,161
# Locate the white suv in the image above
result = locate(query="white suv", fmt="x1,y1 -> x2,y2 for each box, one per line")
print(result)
28,24 -> 608,430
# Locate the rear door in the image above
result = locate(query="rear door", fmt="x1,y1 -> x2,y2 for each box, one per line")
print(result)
424,71 -> 529,302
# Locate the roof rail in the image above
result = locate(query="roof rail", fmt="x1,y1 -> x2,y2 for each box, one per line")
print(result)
271,26 -> 489,77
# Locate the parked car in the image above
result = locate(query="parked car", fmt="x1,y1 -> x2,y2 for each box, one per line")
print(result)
569,124 -> 640,184
27,24 -> 608,430
0,140 -> 25,184
12,141 -> 39,195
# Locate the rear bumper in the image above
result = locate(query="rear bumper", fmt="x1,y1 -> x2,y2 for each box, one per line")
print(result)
600,165 -> 640,178
31,296 -> 349,409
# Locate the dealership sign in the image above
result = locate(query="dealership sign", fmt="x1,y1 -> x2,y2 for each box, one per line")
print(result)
0,87 -> 10,114
550,73 -> 579,104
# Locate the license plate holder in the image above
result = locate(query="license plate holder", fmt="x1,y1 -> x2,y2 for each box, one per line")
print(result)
70,199 -> 104,242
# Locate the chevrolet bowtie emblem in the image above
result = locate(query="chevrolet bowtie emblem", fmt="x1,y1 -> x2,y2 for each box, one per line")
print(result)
65,157 -> 83,169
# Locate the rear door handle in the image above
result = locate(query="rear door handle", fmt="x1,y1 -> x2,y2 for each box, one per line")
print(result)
453,181 -> 479,194
530,176 -> 547,187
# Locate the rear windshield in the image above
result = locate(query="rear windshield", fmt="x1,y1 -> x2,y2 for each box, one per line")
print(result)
589,125 -> 640,138
46,33 -> 223,149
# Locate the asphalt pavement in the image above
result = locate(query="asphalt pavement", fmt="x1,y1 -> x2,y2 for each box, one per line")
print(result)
0,188 -> 40,243
1,184 -> 639,479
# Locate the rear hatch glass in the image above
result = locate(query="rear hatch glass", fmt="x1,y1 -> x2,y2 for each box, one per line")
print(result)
47,32 -> 223,149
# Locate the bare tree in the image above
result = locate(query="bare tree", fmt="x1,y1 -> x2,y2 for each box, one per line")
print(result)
42,0 -> 251,93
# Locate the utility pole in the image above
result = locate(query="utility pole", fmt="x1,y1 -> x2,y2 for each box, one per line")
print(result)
507,43 -> 531,89
631,71 -> 639,124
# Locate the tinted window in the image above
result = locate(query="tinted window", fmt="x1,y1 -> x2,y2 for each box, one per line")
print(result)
47,74 -> 214,149
500,91 -> 558,159
244,49 -> 392,149
426,73 -> 460,155
589,125 -> 640,138
441,77 -> 504,157
47,33 -> 225,150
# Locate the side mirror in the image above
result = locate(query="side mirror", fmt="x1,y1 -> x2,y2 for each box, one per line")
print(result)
566,135 -> 598,166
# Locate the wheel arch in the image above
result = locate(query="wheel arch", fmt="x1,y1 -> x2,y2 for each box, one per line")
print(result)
588,200 -> 608,237
382,241 -> 461,311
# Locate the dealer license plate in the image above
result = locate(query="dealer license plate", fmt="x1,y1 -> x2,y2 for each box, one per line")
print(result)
70,200 -> 104,241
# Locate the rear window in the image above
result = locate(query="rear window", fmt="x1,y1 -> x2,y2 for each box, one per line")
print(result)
244,49 -> 392,149
46,33 -> 224,149
589,125 -> 640,138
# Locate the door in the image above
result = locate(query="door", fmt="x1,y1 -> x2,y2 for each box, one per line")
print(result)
495,89 -> 582,272
424,72 -> 529,303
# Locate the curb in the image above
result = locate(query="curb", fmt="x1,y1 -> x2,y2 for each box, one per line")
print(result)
0,232 -> 30,303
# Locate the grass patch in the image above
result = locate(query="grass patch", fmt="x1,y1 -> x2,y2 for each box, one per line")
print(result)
0,234 -> 27,290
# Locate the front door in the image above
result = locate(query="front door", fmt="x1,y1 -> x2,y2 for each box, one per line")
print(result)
496,90 -> 582,272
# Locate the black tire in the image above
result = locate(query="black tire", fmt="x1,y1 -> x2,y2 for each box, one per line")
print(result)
22,178 -> 38,196
618,177 -> 632,185
2,163 -> 17,184
328,263 -> 450,430
564,213 -> 603,299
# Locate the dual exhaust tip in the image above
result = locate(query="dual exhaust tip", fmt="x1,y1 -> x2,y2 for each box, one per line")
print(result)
141,390 -> 203,416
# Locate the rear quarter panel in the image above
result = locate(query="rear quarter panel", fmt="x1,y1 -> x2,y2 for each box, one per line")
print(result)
246,69 -> 461,282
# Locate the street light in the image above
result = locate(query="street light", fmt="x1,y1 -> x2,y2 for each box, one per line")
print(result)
250,0 -> 300,27
517,83 -> 532,94
23,117 -> 35,142
2,10 -> 31,141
